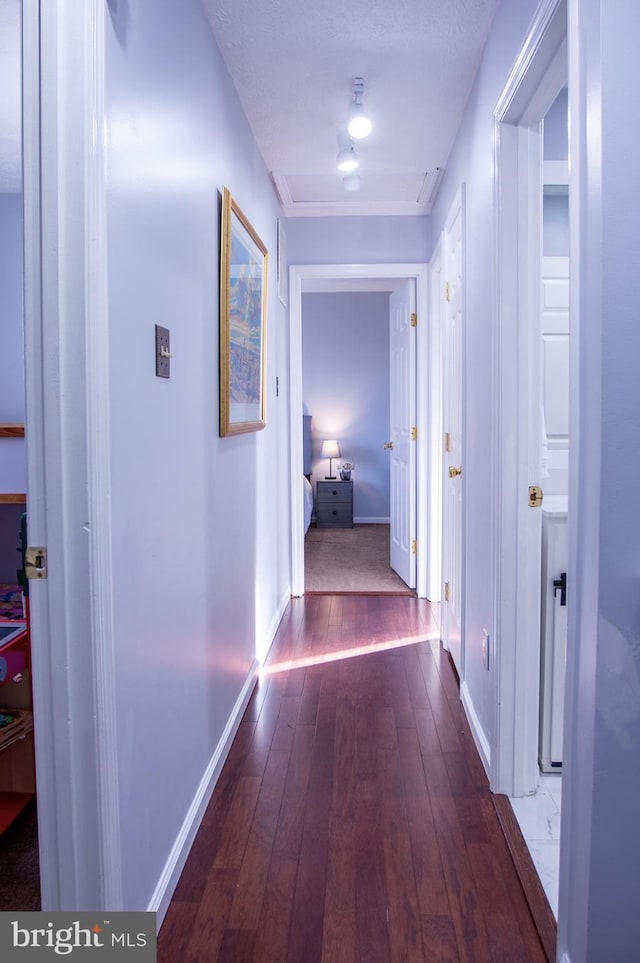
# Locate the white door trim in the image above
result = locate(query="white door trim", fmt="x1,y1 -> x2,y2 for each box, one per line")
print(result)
23,0 -> 122,909
492,0 -> 568,797
427,243 -> 443,602
289,263 -> 429,598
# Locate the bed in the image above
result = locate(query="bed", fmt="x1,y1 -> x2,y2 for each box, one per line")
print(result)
303,414 -> 314,532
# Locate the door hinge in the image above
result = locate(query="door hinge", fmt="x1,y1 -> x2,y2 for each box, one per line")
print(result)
25,546 -> 48,580
444,281 -> 451,302
410,312 -> 417,328
444,581 -> 450,602
411,426 -> 418,441
445,431 -> 451,452
411,539 -> 417,555
528,485 -> 544,508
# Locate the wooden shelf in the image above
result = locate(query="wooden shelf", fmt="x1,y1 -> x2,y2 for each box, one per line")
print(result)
0,494 -> 26,504
0,424 -> 25,438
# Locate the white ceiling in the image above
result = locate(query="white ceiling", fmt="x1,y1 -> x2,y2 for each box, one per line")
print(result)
204,0 -> 499,216
0,0 -> 499,209
0,0 -> 21,193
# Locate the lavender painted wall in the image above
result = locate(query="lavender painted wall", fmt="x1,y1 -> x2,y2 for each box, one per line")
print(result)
286,214 -> 431,265
429,0 -> 540,749
0,192 -> 26,576
104,0 -> 286,911
0,193 -> 24,423
302,293 -> 390,520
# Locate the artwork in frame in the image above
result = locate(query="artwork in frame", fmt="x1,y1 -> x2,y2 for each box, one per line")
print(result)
219,187 -> 268,436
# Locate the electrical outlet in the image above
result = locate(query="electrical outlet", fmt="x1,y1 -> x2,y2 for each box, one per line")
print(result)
482,629 -> 490,670
155,325 -> 170,378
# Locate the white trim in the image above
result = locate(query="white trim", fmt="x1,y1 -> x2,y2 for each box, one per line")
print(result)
427,242 -> 443,602
492,0 -> 568,798
22,0 -> 61,910
272,175 -> 436,218
460,681 -> 491,776
289,263 -> 430,599
148,661 -> 259,926
557,1 -> 599,956
23,0 -> 119,910
85,0 -> 123,909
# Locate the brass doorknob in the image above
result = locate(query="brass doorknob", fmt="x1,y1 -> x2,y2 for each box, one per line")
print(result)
448,466 -> 462,478
383,442 -> 394,450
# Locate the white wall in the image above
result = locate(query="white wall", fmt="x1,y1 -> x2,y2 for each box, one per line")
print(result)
104,0 -> 287,910
302,292 -> 390,520
559,1 -> 640,958
286,215 -> 431,265
429,0 -> 540,753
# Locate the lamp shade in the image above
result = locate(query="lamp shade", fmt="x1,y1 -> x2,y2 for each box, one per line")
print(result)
321,439 -> 341,459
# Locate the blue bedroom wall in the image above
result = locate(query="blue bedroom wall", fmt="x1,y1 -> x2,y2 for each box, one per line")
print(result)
302,292 -> 390,521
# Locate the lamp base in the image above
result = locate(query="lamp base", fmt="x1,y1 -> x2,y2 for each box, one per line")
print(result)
325,475 -> 337,480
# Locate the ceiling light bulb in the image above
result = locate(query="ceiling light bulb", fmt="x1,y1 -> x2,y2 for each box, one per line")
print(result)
336,145 -> 359,172
342,173 -> 361,191
348,105 -> 372,139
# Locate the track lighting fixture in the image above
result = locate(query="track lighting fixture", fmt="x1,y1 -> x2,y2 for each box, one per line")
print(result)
336,131 -> 359,172
347,77 -> 372,140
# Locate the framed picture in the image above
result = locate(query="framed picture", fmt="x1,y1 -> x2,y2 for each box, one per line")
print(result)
219,187 -> 268,436
277,218 -> 288,306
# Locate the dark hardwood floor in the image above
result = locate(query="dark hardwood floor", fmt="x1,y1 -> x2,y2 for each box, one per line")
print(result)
158,595 -> 549,962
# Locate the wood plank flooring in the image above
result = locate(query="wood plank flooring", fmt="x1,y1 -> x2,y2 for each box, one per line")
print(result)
158,596 -> 549,962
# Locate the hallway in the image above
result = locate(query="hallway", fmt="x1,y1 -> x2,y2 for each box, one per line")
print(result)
158,595 -> 548,962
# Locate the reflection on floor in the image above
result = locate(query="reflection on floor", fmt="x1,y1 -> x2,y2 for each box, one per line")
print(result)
510,772 -> 562,918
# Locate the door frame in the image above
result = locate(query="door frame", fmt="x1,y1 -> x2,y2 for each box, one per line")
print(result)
440,186 -> 466,678
492,0 -> 568,796
23,0 -> 121,908
288,263 -> 429,598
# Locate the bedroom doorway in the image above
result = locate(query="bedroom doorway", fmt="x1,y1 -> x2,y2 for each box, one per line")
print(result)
289,263 -> 433,600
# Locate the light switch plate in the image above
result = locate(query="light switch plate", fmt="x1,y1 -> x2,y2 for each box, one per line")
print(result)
155,325 -> 170,378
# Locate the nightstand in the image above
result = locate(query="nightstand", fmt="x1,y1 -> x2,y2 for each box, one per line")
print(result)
316,480 -> 353,529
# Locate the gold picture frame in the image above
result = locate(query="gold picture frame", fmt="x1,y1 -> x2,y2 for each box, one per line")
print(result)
219,187 -> 268,436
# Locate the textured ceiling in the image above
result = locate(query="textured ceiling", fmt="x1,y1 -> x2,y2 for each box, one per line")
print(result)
0,0 -> 21,193
204,0 -> 499,215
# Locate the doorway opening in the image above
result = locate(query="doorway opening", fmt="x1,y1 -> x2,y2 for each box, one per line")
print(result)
289,264 -> 433,600
493,0 -> 569,920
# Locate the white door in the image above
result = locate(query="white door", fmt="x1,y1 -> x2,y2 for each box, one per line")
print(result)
389,281 -> 416,588
442,191 -> 464,674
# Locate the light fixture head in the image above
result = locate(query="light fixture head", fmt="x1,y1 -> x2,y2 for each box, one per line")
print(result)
342,173 -> 361,191
336,132 -> 359,172
347,77 -> 372,139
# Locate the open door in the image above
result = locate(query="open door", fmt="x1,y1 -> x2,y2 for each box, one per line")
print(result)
388,281 -> 417,588
441,189 -> 464,674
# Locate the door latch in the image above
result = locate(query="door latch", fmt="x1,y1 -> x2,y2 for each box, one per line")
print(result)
25,546 -> 48,580
528,485 -> 544,507
553,572 -> 567,606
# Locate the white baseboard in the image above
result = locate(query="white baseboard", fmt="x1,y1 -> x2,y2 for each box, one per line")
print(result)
258,590 -> 290,664
353,516 -> 390,524
460,680 -> 491,777
148,658 -> 259,926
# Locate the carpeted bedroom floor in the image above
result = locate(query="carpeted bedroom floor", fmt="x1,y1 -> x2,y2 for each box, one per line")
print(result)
304,523 -> 414,594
